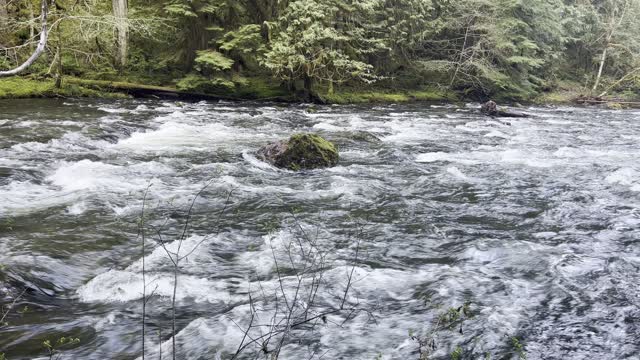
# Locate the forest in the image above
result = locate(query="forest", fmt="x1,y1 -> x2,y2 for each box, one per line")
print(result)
1,0 -> 640,103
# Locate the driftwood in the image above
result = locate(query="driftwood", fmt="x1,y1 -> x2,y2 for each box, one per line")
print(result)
494,110 -> 529,118
480,100 -> 529,118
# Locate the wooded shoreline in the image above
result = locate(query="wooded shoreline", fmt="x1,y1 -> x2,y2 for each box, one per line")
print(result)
2,0 -> 639,107
1,75 -> 638,109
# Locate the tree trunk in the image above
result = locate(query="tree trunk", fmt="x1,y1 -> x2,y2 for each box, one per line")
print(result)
592,47 -> 607,92
303,74 -> 313,101
0,0 -> 7,29
112,0 -> 128,70
54,34 -> 62,89
29,2 -> 35,50
0,0 -> 51,77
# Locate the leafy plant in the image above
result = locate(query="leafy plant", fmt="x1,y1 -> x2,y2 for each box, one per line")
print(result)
411,302 -> 473,359
43,336 -> 81,360
194,50 -> 234,73
451,346 -> 463,360
176,74 -> 235,94
511,336 -> 527,360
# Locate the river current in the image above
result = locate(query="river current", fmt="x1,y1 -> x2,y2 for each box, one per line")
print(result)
0,99 -> 638,359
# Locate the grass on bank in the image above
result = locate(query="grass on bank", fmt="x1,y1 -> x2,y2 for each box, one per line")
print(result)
0,75 -> 457,104
320,87 -> 457,104
0,75 -> 294,101
3,75 -> 637,106
0,77 -> 128,99
534,80 -> 586,104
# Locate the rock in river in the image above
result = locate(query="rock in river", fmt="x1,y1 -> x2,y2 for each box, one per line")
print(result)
257,133 -> 339,170
481,100 -> 499,116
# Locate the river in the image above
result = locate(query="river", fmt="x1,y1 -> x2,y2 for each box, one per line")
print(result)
0,98 -> 638,359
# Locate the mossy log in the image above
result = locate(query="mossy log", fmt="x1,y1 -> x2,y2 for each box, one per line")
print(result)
66,79 -> 240,101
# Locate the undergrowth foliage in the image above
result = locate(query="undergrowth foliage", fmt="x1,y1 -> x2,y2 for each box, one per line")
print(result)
3,1 -> 640,100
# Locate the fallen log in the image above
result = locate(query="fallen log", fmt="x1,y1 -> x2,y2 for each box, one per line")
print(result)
66,79 -> 241,101
480,100 -> 529,118
494,110 -> 530,118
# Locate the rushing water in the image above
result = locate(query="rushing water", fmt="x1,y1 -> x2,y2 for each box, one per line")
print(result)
0,98 -> 638,360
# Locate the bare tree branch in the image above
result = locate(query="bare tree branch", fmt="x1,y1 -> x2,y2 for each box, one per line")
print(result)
0,0 -> 53,77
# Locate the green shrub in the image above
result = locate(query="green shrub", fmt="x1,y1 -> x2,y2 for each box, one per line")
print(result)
176,74 -> 235,94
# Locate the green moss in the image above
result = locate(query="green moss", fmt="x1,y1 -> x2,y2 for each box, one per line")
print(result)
66,78 -> 175,94
171,74 -> 291,100
0,77 -> 126,99
0,77 -> 53,98
606,102 -> 625,110
323,91 -> 406,104
233,75 -> 291,100
410,89 -> 455,101
321,87 -> 455,104
282,134 -> 339,170
450,346 -> 463,360
535,90 -> 579,104
534,80 -> 584,104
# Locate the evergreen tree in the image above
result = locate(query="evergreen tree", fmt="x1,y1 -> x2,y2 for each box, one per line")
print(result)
262,0 -> 379,98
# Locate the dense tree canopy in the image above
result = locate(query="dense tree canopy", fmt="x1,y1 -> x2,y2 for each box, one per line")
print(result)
1,0 -> 639,100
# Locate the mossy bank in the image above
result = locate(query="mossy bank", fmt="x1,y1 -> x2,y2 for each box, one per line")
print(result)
1,76 -> 638,107
0,77 -> 127,99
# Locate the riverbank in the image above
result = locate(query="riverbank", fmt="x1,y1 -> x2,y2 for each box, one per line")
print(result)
0,76 -> 294,102
0,77 -> 127,99
1,76 -> 638,107
0,76 -> 454,104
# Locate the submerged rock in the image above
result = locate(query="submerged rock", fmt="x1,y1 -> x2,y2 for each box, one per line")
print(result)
344,130 -> 382,143
257,133 -> 339,170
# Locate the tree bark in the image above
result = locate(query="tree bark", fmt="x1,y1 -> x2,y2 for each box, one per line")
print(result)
112,0 -> 128,69
592,47 -> 608,92
0,0 -> 52,77
0,0 -> 8,29
303,73 -> 313,101
29,2 -> 35,50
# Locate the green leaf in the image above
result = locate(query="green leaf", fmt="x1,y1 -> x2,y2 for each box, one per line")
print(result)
163,3 -> 197,17
194,50 -> 234,72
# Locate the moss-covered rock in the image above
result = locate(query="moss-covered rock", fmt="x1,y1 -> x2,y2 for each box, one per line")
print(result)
257,133 -> 339,170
